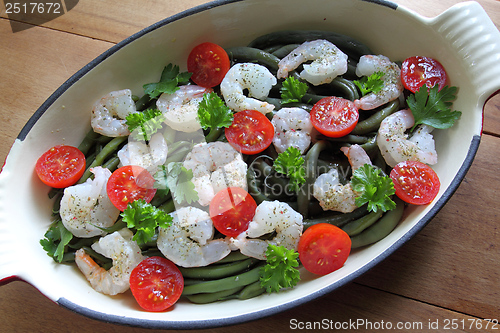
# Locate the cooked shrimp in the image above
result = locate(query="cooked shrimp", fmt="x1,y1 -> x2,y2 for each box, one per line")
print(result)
91,89 -> 138,137
231,201 -> 303,260
117,132 -> 168,175
74,228 -> 144,295
157,206 -> 231,267
377,109 -> 437,167
313,144 -> 372,213
60,166 -> 120,238
220,63 -> 277,114
183,141 -> 247,206
277,39 -> 348,86
353,55 -> 404,110
156,85 -> 211,132
271,107 -> 314,154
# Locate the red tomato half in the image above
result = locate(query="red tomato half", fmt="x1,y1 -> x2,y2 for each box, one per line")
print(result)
209,187 -> 257,237
390,160 -> 440,205
106,165 -> 157,211
401,56 -> 448,93
35,145 -> 86,188
298,223 -> 351,275
310,97 -> 359,138
187,42 -> 230,88
225,110 -> 275,155
129,256 -> 184,312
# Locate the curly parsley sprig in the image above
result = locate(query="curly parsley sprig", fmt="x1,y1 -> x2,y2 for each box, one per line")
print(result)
353,71 -> 385,96
126,108 -> 165,141
260,244 -> 301,293
273,146 -> 306,192
280,77 -> 309,104
121,199 -> 173,244
351,164 -> 396,213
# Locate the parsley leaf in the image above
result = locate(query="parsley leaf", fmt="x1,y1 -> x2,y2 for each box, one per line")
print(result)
40,220 -> 73,263
121,199 -> 173,244
407,85 -> 462,131
273,146 -> 306,192
154,162 -> 199,205
198,92 -> 234,131
143,63 -> 192,99
126,108 -> 165,141
353,71 -> 385,96
280,77 -> 309,104
351,164 -> 396,213
260,244 -> 300,293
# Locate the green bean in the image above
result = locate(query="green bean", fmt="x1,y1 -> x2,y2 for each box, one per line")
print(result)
220,281 -> 266,301
248,30 -> 372,60
80,246 -> 112,267
78,136 -> 127,183
78,129 -> 102,155
185,286 -> 244,304
325,134 -> 373,145
358,135 -> 378,154
265,97 -> 313,112
178,258 -> 259,280
135,94 -> 152,111
247,166 -> 271,204
271,44 -> 300,58
101,155 -> 120,172
225,47 -> 281,70
205,126 -> 223,143
303,204 -> 368,229
158,199 -> 175,214
181,264 -> 264,295
341,210 -> 383,236
329,77 -> 360,101
216,251 -> 251,264
297,140 -> 328,218
350,197 -> 405,248
351,99 -> 399,135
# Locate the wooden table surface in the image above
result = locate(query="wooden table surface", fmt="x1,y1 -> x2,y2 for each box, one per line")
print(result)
1,0 -> 499,332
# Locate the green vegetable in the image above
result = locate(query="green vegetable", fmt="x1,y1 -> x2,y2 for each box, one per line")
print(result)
125,108 -> 165,141
353,71 -> 385,96
351,164 -> 396,213
197,92 -> 233,142
280,76 -> 309,104
121,199 -> 173,244
407,84 -> 462,131
40,220 -> 73,263
259,244 -> 300,293
273,146 -> 306,192
154,162 -> 199,205
143,63 -> 192,99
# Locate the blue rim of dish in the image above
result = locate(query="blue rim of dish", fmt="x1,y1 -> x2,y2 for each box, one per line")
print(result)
14,0 -> 481,329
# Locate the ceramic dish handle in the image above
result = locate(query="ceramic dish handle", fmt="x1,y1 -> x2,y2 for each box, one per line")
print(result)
0,175 -> 21,285
430,1 -> 500,102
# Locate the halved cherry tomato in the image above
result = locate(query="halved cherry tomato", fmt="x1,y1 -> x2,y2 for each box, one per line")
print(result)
401,56 -> 448,93
389,160 -> 440,205
129,256 -> 184,312
310,97 -> 359,138
187,42 -> 230,88
35,145 -> 86,188
298,223 -> 351,275
106,165 -> 157,211
209,187 -> 257,237
225,110 -> 275,155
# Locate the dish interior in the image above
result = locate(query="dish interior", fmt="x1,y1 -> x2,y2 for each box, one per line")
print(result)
0,0 -> 487,326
